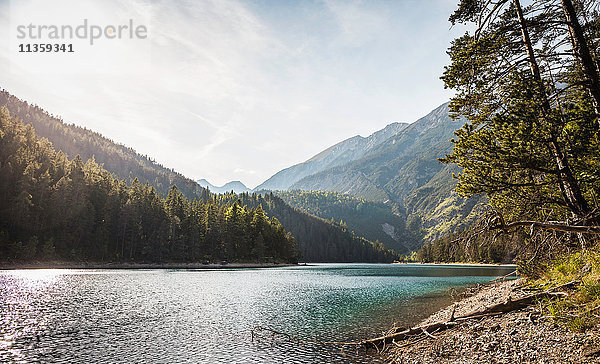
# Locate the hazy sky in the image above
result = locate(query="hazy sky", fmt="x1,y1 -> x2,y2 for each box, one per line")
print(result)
1,0 -> 466,188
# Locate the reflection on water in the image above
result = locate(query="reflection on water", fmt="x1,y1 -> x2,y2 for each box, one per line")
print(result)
0,263 -> 515,363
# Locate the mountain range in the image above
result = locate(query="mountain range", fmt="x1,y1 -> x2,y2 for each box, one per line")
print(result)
0,89 -> 398,262
1,88 -> 481,257
202,102 -> 482,249
255,121 -> 410,191
196,179 -> 250,194
259,103 -> 457,200
255,102 -> 483,245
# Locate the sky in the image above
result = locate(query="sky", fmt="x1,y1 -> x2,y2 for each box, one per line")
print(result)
0,0 -> 467,188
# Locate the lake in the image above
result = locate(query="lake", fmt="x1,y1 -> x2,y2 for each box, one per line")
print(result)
0,263 -> 516,363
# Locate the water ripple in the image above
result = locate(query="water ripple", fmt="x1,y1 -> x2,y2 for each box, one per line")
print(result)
0,264 -> 515,363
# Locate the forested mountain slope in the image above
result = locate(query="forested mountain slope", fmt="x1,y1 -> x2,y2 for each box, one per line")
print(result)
403,165 -> 485,241
0,108 -> 298,264
0,90 -> 396,263
217,192 -> 398,262
0,90 -> 207,200
274,190 -> 419,252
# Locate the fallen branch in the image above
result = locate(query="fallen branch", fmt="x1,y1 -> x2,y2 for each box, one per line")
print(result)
452,311 -> 503,322
421,328 -> 437,339
489,270 -> 518,283
361,280 -> 578,350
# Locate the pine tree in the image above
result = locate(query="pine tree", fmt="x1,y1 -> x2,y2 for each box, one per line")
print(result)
442,0 -> 600,226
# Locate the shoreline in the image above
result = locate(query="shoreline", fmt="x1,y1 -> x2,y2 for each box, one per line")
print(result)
382,278 -> 600,363
0,262 -> 300,270
393,262 -> 518,268
0,261 -> 518,270
0,261 -> 518,271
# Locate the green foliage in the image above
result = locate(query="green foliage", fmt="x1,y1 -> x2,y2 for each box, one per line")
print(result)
0,109 -> 298,264
534,250 -> 600,332
536,251 -> 600,287
404,165 -> 486,242
432,0 -> 600,271
396,251 -> 419,263
40,238 -> 56,259
23,236 -> 38,260
441,0 -> 600,223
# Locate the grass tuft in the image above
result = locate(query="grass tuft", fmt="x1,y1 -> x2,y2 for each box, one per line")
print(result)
530,250 -> 600,332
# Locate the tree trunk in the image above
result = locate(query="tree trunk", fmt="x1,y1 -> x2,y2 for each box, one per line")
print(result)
513,0 -> 547,106
513,0 -> 590,217
561,0 -> 600,124
548,136 -> 590,217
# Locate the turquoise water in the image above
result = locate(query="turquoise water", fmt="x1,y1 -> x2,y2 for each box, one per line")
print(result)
0,263 -> 515,363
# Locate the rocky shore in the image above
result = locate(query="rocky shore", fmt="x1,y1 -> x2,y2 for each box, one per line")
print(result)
385,279 -> 600,363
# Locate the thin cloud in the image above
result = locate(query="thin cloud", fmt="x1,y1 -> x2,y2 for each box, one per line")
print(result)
325,0 -> 390,47
0,0 -> 465,187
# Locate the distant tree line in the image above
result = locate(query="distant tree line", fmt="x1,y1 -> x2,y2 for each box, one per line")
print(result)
416,231 -> 518,264
0,108 -> 298,264
217,192 -> 399,263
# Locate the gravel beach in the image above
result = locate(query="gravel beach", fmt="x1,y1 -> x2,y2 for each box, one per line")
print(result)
385,279 -> 600,363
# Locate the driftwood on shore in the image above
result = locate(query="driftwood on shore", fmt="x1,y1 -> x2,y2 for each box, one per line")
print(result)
360,280 -> 578,351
